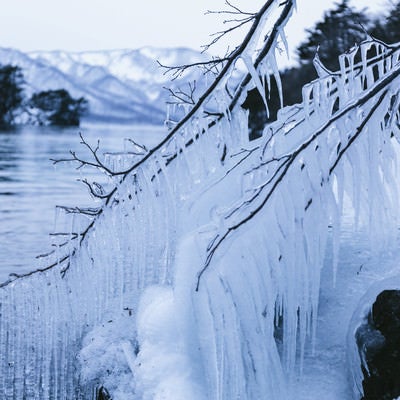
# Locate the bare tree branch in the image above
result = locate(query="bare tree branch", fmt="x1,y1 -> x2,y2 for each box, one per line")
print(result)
205,0 -> 255,17
56,205 -> 102,216
125,138 -> 148,154
50,133 -> 130,176
157,58 -> 230,80
165,81 -> 197,106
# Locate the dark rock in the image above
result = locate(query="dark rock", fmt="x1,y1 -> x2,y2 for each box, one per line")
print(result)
97,386 -> 112,400
357,290 -> 400,400
372,290 -> 400,337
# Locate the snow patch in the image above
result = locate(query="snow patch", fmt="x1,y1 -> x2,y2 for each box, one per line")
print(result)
135,284 -> 207,400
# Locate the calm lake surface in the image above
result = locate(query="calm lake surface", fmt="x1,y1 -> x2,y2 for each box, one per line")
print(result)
0,123 -> 166,283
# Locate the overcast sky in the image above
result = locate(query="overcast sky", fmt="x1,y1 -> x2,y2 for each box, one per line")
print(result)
0,0 -> 388,63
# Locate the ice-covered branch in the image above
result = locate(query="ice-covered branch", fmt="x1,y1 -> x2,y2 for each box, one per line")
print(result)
10,0 -> 290,287
118,0 -> 293,175
0,252 -> 74,288
196,47 -> 400,289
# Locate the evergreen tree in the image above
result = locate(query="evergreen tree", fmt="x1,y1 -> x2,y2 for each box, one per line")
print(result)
0,65 -> 24,127
29,89 -> 88,126
296,0 -> 369,71
370,1 -> 400,44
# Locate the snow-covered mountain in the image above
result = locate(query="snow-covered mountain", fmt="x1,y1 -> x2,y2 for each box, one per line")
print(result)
0,46 -> 208,124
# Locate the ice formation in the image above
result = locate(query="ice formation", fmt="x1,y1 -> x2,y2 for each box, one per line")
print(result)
2,0 -> 400,399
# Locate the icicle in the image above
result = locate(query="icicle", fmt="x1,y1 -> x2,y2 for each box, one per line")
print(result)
330,164 -> 344,286
302,83 -> 313,119
278,26 -> 289,59
241,55 -> 269,115
360,41 -> 372,89
347,46 -> 357,97
377,58 -> 385,80
269,51 -> 284,109
313,53 -> 330,78
338,53 -> 347,76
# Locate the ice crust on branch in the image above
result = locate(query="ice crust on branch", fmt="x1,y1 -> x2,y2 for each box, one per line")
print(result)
1,1 -> 400,399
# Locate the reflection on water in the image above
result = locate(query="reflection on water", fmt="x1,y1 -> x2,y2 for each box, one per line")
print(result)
0,123 -> 166,282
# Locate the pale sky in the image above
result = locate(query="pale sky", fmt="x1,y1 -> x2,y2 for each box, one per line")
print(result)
0,0 -> 388,63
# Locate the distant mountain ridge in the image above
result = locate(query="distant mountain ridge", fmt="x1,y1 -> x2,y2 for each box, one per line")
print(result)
0,46 -> 208,125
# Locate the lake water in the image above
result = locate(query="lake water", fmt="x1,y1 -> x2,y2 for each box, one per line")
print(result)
0,123 -> 166,283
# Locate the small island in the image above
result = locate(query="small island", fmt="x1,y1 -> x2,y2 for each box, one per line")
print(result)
0,64 -> 88,128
